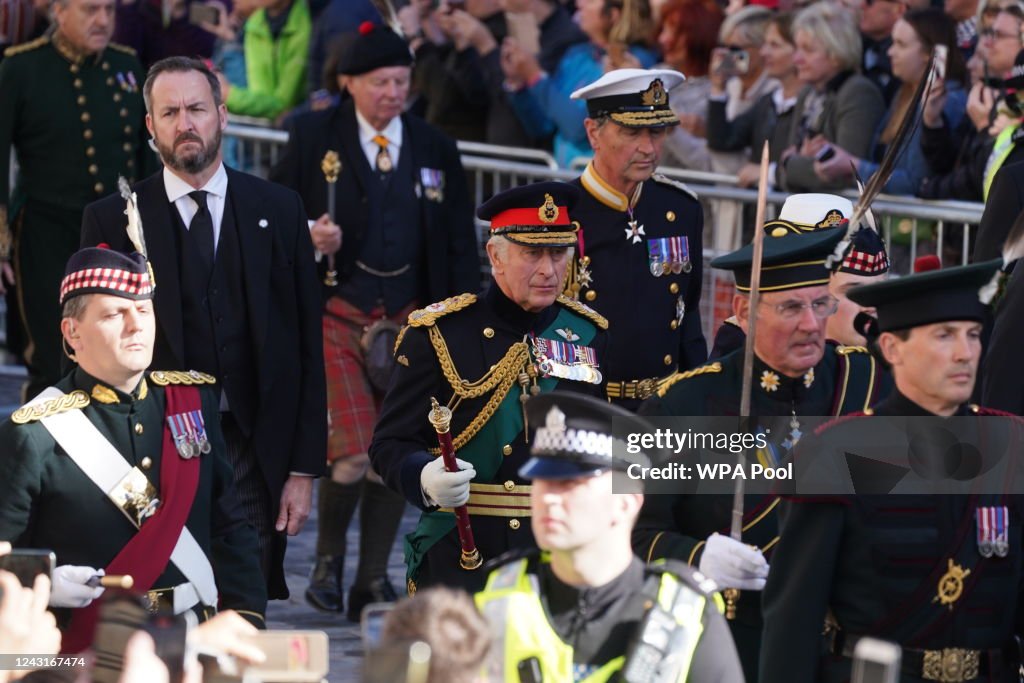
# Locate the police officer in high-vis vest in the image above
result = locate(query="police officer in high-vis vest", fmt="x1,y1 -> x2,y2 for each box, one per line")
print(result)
475,391 -> 744,683
0,246 -> 266,657
369,182 -> 609,594
761,259 -> 1024,683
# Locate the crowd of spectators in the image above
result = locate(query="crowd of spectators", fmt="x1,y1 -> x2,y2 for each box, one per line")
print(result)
4,0 -> 1021,241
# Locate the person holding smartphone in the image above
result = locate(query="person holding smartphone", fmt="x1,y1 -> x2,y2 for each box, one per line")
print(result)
813,10 -> 967,197
775,1 -> 885,192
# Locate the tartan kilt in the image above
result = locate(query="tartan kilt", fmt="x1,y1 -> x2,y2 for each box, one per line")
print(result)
323,296 -> 414,461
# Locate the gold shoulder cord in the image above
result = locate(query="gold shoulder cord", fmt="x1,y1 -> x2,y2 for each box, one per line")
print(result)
427,325 -> 531,453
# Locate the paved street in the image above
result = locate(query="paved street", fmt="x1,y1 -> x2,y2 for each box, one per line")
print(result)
0,366 -> 417,683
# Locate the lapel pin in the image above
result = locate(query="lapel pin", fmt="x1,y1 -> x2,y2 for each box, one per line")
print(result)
258,219 -> 268,228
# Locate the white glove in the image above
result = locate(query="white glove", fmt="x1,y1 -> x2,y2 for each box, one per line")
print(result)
420,457 -> 476,508
698,533 -> 770,591
50,565 -> 105,608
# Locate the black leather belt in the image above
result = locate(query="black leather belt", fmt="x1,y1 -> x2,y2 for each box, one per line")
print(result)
833,633 -> 1014,682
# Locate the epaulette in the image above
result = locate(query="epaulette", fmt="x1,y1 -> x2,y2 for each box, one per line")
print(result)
651,173 -> 699,202
656,362 -> 723,398
11,390 -> 90,424
149,370 -> 217,386
3,35 -> 48,58
556,294 -> 608,330
106,42 -> 137,56
836,344 -> 870,355
407,293 -> 477,328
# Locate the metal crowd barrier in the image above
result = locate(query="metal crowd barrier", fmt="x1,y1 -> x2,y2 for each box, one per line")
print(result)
223,122 -> 986,342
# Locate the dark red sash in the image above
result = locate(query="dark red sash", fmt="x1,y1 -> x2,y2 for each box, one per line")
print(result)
62,385 -> 203,653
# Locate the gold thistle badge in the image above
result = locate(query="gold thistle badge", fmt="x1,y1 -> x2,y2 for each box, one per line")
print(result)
933,559 -> 971,609
538,193 -> 560,223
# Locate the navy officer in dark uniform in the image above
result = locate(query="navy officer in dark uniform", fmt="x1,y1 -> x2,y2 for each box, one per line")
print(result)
761,259 -> 1023,683
635,226 -> 890,681
369,182 -> 608,594
0,246 -> 266,656
567,68 -> 706,410
269,21 -> 478,617
475,391 -> 745,683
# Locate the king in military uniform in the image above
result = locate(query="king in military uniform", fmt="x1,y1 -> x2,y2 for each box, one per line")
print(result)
635,226 -> 891,681
369,182 -> 609,593
0,246 -> 266,656
567,69 -> 707,410
761,259 -> 1024,683
0,0 -> 156,398
475,391 -> 745,683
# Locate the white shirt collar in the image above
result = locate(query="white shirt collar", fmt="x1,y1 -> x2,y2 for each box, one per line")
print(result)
162,163 -> 229,204
355,109 -> 403,151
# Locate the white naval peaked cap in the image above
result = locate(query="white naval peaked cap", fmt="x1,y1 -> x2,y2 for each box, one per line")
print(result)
571,68 -> 685,128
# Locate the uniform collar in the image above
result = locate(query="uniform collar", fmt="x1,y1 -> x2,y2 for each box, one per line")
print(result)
868,389 -> 971,417
163,163 -> 228,205
754,355 -> 816,402
485,280 -> 550,333
51,30 -> 101,66
72,366 -> 149,404
541,555 -> 643,622
580,162 -> 643,213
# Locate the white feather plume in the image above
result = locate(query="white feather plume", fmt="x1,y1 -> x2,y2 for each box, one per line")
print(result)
118,176 -> 147,258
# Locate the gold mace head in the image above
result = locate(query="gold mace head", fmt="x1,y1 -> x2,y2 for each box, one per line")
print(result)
321,150 -> 342,183
428,397 -> 453,433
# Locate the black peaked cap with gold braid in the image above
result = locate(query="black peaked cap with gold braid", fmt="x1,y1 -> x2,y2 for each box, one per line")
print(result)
712,226 -> 846,293
478,181 -> 580,248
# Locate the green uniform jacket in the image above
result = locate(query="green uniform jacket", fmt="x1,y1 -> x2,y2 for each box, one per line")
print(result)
225,0 -> 311,120
634,342 -> 891,681
0,368 -> 267,627
0,34 -> 157,393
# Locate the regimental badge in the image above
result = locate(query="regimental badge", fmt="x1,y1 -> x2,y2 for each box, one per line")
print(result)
933,559 -> 971,609
647,236 -> 691,275
815,209 -> 847,229
556,327 -> 580,342
760,370 -> 780,392
421,168 -> 445,203
167,410 -> 212,459
530,336 -> 602,384
108,467 -> 160,528
640,78 -> 667,107
976,506 -> 1010,558
538,193 -> 559,224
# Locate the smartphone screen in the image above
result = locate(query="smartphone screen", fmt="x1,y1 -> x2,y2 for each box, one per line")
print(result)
933,44 -> 948,81
360,603 -> 395,648
0,549 -> 55,587
143,613 -> 191,683
188,3 -> 220,26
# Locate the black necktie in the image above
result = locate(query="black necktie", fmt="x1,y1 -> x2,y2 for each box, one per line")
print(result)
188,190 -> 215,274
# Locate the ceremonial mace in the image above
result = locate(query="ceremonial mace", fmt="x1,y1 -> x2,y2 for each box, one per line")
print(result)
428,398 -> 482,570
320,151 -> 341,287
726,141 -> 771,620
